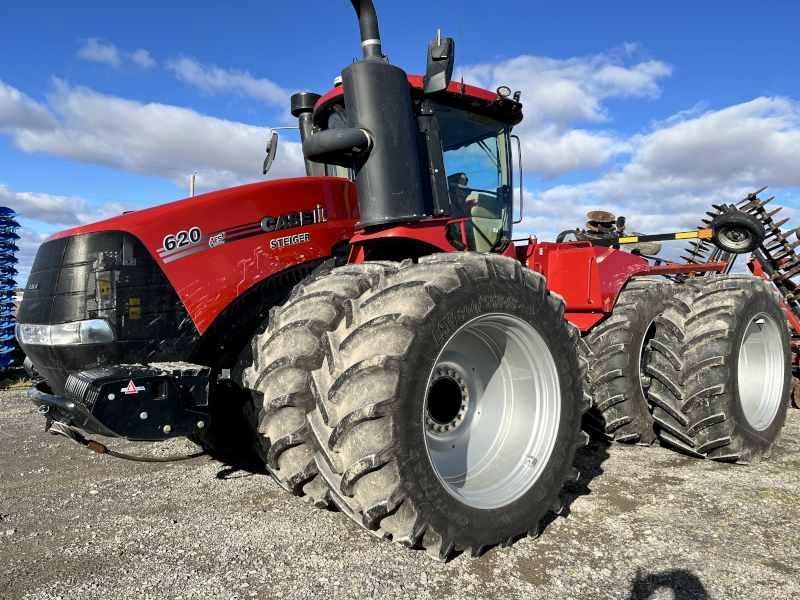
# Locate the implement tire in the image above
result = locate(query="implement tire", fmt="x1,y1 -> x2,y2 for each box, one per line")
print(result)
242,262 -> 397,502
585,278 -> 672,444
647,275 -> 791,463
307,253 -> 589,560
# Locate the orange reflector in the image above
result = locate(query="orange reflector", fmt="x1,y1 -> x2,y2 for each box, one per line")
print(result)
698,228 -> 713,239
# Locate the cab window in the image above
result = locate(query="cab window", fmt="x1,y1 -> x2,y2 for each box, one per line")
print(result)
431,104 -> 513,252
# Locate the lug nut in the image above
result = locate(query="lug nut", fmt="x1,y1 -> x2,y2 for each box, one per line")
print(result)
107,393 -> 116,400
163,425 -> 172,434
197,421 -> 206,429
140,412 -> 149,420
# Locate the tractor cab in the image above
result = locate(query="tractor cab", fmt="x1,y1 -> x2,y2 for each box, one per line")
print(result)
305,75 -> 522,254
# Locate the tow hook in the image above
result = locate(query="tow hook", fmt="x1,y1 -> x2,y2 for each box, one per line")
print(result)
38,405 -> 53,432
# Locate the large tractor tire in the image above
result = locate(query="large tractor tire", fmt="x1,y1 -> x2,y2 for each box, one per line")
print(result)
584,278 -> 672,444
306,253 -> 590,560
242,262 -> 397,503
647,275 -> 791,463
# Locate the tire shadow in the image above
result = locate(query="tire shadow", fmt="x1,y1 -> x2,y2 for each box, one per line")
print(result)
629,568 -> 708,599
541,429 -> 613,530
208,445 -> 265,480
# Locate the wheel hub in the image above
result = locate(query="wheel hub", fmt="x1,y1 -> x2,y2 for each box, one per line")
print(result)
426,368 -> 469,433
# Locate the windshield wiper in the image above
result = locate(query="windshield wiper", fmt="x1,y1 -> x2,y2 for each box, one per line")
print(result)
477,139 -> 499,168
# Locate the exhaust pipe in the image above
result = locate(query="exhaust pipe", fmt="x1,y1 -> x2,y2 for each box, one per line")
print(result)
350,0 -> 383,60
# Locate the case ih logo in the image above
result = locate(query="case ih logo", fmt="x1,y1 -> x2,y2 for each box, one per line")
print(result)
158,207 -> 329,264
261,207 -> 327,233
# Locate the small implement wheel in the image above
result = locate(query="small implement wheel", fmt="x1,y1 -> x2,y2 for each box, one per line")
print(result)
242,262 -> 397,503
585,278 -> 672,444
647,275 -> 791,463
307,253 -> 589,560
709,211 -> 765,254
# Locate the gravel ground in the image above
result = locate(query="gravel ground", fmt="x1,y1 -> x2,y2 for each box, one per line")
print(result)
1,387 -> 798,600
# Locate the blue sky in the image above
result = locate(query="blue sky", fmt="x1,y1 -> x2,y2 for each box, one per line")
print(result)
2,0 -> 800,283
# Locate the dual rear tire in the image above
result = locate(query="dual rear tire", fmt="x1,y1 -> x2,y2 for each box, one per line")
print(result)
647,275 -> 791,463
584,279 -> 672,444
585,275 -> 790,463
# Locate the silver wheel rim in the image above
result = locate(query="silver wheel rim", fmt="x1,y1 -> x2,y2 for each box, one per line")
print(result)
738,312 -> 784,431
423,314 -> 561,509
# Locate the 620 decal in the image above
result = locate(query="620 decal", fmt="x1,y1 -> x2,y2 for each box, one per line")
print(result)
163,227 -> 202,251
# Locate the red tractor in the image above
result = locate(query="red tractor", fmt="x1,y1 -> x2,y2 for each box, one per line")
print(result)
16,0 -> 791,560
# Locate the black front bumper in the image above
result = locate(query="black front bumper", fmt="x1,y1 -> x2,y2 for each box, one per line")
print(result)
27,363 -> 212,441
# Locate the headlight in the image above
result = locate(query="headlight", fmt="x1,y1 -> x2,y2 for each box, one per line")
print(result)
16,319 -> 114,346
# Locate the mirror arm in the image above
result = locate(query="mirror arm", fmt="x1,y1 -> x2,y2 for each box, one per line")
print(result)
262,127 -> 300,175
511,134 -> 523,224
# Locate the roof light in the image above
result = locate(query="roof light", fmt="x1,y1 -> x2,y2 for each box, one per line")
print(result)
497,86 -> 511,98
16,319 -> 114,346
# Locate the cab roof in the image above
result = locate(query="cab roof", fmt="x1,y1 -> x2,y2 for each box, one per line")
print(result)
313,74 -> 523,129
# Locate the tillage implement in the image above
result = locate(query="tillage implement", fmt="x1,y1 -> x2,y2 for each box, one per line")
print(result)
16,0 -> 793,560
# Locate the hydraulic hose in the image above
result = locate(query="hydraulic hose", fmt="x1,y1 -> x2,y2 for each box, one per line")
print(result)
350,0 -> 383,59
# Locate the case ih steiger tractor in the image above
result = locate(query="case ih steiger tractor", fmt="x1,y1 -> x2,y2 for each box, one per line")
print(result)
16,0 -> 792,560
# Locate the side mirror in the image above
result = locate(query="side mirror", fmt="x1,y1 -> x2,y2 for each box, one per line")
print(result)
423,31 -> 455,95
263,131 -> 279,175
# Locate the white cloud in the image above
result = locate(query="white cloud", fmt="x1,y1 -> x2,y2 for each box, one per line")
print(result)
166,56 -> 291,107
76,38 -> 156,70
0,81 -> 56,131
130,49 -> 156,69
521,125 -> 630,181
466,47 -> 672,129
465,48 -> 671,181
77,38 -> 123,69
0,78 -> 305,191
515,96 -> 800,244
0,184 -> 131,226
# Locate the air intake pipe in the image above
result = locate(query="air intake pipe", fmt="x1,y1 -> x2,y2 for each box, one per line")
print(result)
291,92 -> 325,177
302,0 -> 427,228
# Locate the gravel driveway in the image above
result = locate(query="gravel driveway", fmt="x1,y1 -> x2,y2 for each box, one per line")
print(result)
1,387 -> 798,599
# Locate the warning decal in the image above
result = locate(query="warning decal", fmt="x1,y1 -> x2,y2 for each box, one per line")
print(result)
122,380 -> 145,394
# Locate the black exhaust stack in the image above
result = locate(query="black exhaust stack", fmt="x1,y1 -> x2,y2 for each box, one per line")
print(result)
302,0 -> 427,228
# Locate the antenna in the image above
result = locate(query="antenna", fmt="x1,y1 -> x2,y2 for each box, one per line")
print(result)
459,9 -> 465,92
